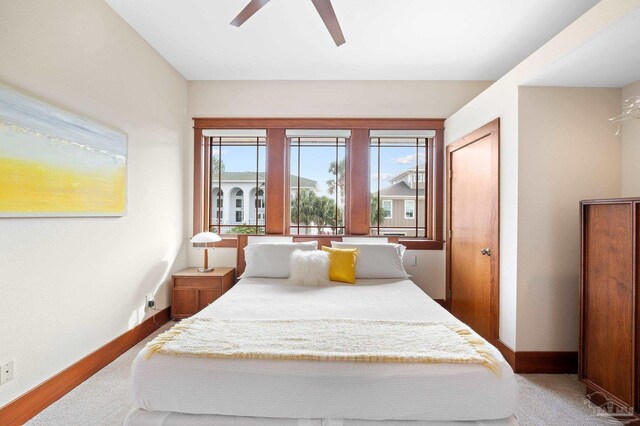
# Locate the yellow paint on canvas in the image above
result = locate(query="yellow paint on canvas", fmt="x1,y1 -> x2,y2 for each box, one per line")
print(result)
0,157 -> 125,214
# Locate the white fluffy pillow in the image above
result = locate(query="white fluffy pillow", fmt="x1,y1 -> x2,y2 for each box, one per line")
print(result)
330,242 -> 409,279
242,241 -> 317,278
289,249 -> 330,286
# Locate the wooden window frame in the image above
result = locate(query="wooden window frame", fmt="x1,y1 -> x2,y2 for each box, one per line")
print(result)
193,118 -> 445,250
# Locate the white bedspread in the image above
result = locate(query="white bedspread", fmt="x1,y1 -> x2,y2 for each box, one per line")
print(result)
131,278 -> 516,422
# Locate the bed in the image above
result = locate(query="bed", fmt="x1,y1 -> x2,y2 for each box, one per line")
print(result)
125,237 -> 517,425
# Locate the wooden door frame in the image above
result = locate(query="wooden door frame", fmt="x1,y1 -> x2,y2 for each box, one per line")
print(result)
446,118 -> 500,344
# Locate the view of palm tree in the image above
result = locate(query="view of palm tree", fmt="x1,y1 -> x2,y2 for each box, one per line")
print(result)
290,188 -> 342,233
326,159 -> 345,196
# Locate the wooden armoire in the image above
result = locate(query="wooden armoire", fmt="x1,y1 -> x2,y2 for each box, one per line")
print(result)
580,198 -> 640,415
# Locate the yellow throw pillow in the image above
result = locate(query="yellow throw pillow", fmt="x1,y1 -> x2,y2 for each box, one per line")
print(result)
322,246 -> 358,284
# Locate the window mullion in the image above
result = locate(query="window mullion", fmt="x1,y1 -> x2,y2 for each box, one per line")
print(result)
217,138 -> 222,234
255,136 -> 259,234
207,136 -> 212,232
415,138 -> 419,237
377,138 -> 381,235
426,138 -> 433,240
335,137 -> 339,234
297,138 -> 300,234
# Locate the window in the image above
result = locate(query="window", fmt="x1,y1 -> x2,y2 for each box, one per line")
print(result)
233,189 -> 244,223
370,130 -> 435,238
194,119 -> 443,249
253,188 -> 265,225
382,200 -> 393,219
235,190 -> 244,209
255,189 -> 265,209
405,199 -> 415,219
212,188 -> 223,219
288,130 -> 349,235
206,130 -> 266,234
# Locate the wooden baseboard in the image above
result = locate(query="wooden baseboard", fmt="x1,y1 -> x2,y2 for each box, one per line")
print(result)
0,307 -> 170,426
492,340 -> 577,373
494,339 -> 516,368
515,351 -> 578,374
433,299 -> 446,308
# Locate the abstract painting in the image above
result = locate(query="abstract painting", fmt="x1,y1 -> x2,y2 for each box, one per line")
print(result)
0,83 -> 127,217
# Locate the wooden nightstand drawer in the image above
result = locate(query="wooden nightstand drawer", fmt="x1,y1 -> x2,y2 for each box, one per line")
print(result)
171,267 -> 235,319
174,277 -> 222,289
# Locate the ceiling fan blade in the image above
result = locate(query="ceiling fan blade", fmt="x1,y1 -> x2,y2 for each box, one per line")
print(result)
310,0 -> 345,46
230,0 -> 271,27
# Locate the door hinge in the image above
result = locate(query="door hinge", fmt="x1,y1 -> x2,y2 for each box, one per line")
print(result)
448,229 -> 453,239
448,170 -> 452,179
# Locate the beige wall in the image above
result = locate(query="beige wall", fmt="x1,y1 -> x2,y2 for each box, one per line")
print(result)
517,87 -> 621,351
189,80 -> 492,119
444,0 -> 637,350
0,0 -> 187,406
187,80 -> 492,298
622,81 -> 640,196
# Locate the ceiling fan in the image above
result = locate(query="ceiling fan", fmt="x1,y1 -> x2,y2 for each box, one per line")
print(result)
230,0 -> 346,46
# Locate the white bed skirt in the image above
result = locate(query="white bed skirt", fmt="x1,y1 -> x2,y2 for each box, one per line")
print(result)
124,409 -> 519,426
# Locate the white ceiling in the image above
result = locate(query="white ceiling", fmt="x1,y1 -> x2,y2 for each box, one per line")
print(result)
525,7 -> 640,88
105,0 -> 600,80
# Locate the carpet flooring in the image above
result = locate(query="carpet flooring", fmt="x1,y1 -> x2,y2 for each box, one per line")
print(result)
26,323 -> 620,426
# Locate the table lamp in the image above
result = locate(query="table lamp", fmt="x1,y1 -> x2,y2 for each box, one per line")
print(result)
190,231 -> 222,272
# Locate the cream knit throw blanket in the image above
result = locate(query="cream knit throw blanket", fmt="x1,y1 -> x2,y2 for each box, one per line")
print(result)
145,318 -> 501,375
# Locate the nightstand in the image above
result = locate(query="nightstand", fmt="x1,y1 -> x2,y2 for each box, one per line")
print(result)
171,267 -> 235,320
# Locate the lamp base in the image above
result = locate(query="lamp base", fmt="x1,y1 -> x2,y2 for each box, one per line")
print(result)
197,267 -> 215,273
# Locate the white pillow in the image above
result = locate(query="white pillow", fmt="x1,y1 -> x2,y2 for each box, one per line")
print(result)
242,241 -> 317,278
289,249 -> 329,286
330,242 -> 409,279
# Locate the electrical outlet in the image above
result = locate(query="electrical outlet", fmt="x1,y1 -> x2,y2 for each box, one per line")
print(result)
1,360 -> 14,385
411,255 -> 418,266
145,293 -> 155,310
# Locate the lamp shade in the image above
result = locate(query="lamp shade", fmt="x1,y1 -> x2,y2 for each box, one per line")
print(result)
190,232 -> 222,244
